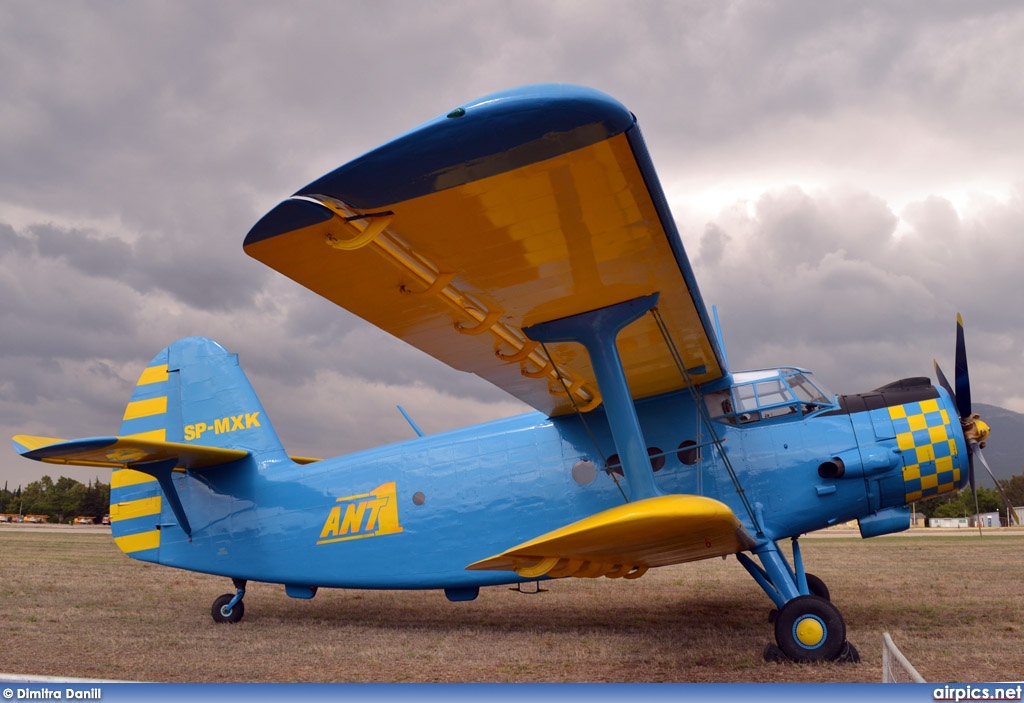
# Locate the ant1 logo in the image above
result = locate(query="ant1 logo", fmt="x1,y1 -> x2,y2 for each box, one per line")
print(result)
317,482 -> 404,545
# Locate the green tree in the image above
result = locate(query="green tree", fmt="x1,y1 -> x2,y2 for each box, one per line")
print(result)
52,476 -> 82,523
0,482 -> 12,514
81,479 -> 110,519
5,486 -> 22,515
932,500 -> 967,519
12,475 -> 110,523
998,475 -> 1024,507
20,477 -> 54,517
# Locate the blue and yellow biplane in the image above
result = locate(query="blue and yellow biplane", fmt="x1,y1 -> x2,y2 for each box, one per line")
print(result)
13,84 -> 996,662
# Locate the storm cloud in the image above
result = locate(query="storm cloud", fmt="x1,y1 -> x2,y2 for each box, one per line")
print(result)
2,1 -> 1022,487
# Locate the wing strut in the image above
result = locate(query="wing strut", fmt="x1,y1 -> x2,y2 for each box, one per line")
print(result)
650,307 -> 763,537
525,294 -> 662,502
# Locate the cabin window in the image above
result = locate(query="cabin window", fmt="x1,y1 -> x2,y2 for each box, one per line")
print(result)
677,440 -> 700,465
648,447 -> 666,472
604,448 -> 667,476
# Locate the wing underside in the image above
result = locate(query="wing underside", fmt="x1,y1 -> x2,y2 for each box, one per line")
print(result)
244,84 -> 726,416
466,495 -> 755,579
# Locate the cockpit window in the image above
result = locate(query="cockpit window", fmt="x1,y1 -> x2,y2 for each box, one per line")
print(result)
789,373 -> 830,404
755,380 -> 788,406
706,368 -> 836,425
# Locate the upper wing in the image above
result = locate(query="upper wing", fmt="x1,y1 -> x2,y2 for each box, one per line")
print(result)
466,495 -> 756,579
244,84 -> 726,416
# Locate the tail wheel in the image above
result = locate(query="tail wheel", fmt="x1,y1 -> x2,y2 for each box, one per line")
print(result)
211,593 -> 245,624
774,595 -> 846,662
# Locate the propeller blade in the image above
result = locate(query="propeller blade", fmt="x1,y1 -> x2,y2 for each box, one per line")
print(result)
954,313 -> 971,419
968,450 -> 981,535
934,360 -> 956,408
975,445 -> 1019,526
968,450 -> 977,494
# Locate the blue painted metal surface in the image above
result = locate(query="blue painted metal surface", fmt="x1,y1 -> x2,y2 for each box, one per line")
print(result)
95,335 -> 969,593
294,84 -> 636,210
525,294 -> 662,502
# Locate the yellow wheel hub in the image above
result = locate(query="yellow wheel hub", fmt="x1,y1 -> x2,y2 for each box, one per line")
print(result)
796,617 -> 825,647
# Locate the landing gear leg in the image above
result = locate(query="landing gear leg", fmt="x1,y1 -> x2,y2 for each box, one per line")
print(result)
211,578 -> 247,624
766,572 -> 830,623
737,540 -> 859,663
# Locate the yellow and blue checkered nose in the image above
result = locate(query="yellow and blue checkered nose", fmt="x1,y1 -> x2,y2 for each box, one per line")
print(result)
887,396 -> 968,502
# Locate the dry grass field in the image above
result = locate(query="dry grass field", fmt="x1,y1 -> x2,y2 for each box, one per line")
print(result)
1,526 -> 1021,683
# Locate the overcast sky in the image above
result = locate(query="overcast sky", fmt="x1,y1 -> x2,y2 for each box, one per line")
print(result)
2,1 -> 1023,489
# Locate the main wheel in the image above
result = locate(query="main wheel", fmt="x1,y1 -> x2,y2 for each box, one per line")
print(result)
211,593 -> 245,624
773,595 -> 846,662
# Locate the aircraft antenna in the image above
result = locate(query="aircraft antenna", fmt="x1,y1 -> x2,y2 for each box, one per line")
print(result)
397,405 -> 425,437
538,340 -> 629,504
649,307 -> 763,537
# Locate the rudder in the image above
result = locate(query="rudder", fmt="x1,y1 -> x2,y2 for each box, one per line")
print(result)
110,337 -> 288,561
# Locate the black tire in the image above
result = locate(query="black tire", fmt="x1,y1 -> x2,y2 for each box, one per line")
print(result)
769,574 -> 827,622
805,573 -> 830,601
211,593 -> 244,624
773,595 -> 846,662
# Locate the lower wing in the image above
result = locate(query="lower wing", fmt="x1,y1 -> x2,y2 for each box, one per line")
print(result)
466,494 -> 756,579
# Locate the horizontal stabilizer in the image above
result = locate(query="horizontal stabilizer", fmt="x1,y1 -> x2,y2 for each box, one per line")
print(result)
12,338 -> 318,546
12,434 -> 250,470
466,494 -> 755,580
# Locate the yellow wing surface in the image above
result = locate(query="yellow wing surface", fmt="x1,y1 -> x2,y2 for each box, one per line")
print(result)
244,84 -> 726,416
467,495 -> 756,579
12,434 -> 250,470
12,435 -> 320,469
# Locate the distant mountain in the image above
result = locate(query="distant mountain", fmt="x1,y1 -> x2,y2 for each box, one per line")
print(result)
971,403 -> 1024,485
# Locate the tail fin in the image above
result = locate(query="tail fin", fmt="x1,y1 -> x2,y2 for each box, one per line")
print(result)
13,337 -> 303,562
112,336 -> 289,559
120,336 -> 286,455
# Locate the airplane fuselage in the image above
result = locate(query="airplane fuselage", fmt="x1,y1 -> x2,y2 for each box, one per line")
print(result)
144,371 -> 968,596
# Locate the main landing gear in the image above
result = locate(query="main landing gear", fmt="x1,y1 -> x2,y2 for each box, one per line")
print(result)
737,538 -> 860,664
769,594 -> 853,662
211,578 -> 247,624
